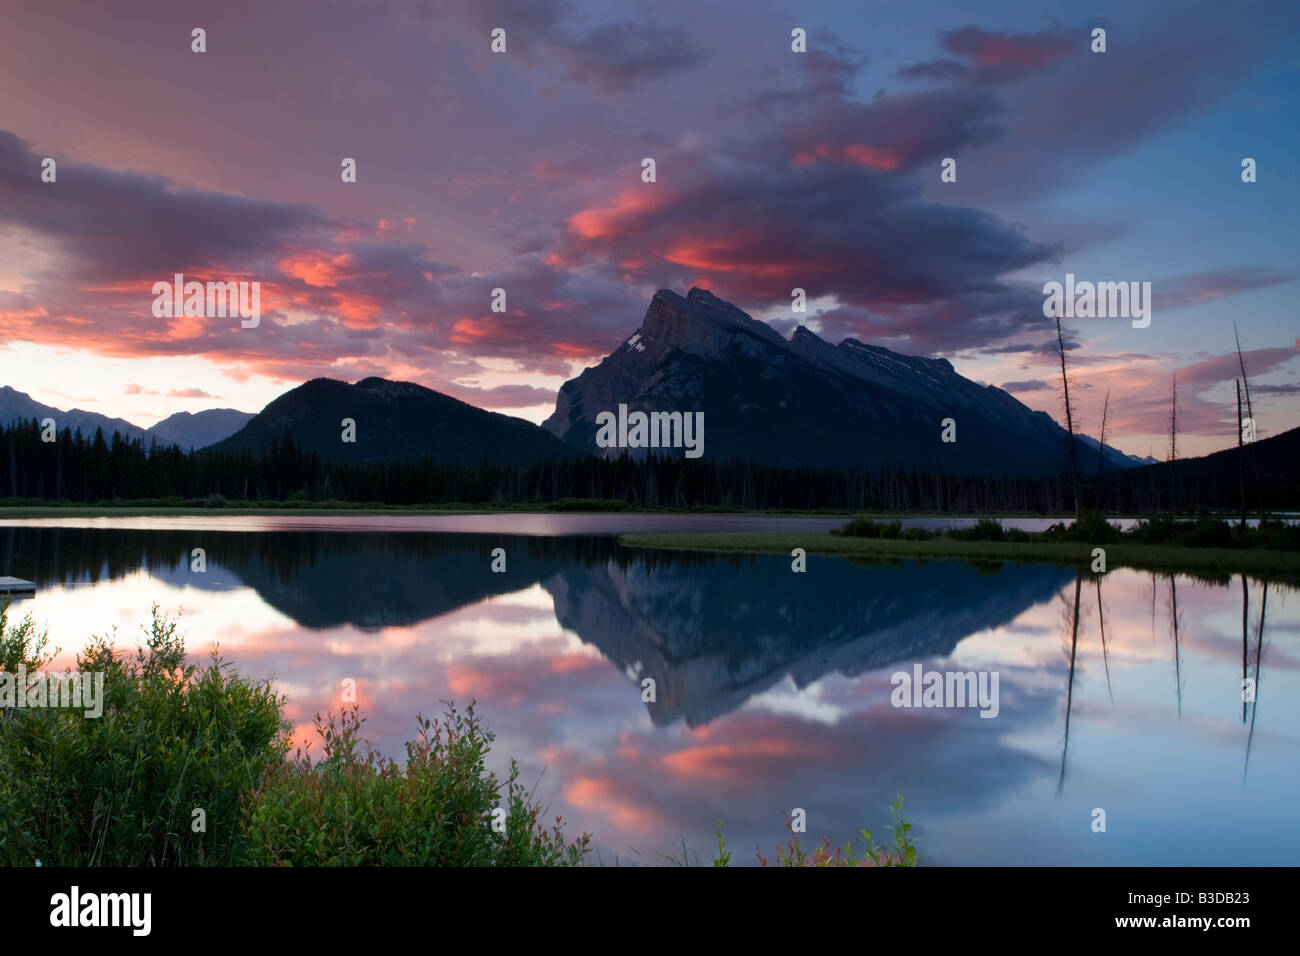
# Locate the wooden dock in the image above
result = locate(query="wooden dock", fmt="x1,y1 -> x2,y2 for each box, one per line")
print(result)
0,576 -> 36,594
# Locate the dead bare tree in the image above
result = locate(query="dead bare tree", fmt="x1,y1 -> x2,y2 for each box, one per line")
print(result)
1055,306 -> 1082,521
1237,379 -> 1247,530
1234,323 -> 1266,525
1097,387 -> 1111,477
1167,373 -> 1180,514
1058,573 -> 1083,795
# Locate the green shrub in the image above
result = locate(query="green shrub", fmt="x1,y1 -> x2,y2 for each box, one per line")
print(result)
0,605 -> 289,866
1179,515 -> 1235,549
947,517 -> 1005,541
0,601 -> 53,673
838,518 -> 903,538
0,607 -> 589,867
547,497 -> 632,512
240,703 -> 590,866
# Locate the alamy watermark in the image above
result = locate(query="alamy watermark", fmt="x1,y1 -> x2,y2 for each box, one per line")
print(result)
594,404 -> 704,459
151,273 -> 260,328
890,664 -> 999,718
1042,273 -> 1151,329
0,665 -> 104,718
50,886 -> 151,936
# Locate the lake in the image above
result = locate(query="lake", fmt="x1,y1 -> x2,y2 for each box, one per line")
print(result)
1,515 -> 1295,865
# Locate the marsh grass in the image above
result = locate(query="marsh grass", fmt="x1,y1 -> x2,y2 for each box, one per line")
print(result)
0,602 -> 287,866
0,605 -> 588,866
241,703 -> 590,866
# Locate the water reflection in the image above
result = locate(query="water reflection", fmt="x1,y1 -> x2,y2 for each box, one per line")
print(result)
1,525 -> 1295,865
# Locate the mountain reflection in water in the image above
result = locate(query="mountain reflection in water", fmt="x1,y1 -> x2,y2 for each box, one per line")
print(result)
2,525 -> 1295,865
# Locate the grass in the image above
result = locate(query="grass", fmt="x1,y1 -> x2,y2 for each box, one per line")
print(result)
619,514 -> 1300,583
648,797 -> 919,868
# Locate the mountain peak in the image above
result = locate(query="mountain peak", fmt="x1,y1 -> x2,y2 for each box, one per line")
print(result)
639,287 -> 785,357
544,286 -> 1149,475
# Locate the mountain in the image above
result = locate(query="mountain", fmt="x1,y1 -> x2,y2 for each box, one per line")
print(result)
210,376 -> 580,466
1101,423 -> 1300,508
147,409 -> 254,450
543,287 -> 1146,478
1076,433 -> 1157,468
0,385 -> 251,450
0,385 -> 147,443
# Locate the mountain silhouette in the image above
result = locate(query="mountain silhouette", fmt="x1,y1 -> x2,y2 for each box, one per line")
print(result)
210,376 -> 579,465
0,385 -> 250,449
544,287 -> 1148,477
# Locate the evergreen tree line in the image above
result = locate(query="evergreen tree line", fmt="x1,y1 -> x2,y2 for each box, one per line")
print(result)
0,419 -> 1289,513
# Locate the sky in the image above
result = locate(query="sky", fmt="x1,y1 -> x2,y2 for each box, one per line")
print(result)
1,0 -> 1297,458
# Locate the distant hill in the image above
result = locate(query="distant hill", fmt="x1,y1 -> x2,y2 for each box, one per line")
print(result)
209,377 -> 581,466
544,287 -> 1149,478
1101,424 -> 1300,509
0,385 -> 147,444
0,385 -> 251,450
147,409 -> 255,450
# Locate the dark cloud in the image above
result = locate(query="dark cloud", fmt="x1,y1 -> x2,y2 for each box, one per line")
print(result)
553,22 -> 704,90
938,25 -> 1077,84
0,129 -> 638,380
0,131 -> 328,284
560,144 -> 1061,351
1253,383 -> 1300,395
977,339 -> 1078,355
443,0 -> 703,90
898,58 -> 969,83
1001,379 -> 1051,393
1152,269 -> 1295,313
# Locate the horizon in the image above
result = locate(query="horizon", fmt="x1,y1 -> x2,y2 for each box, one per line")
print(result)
2,0 -> 1298,459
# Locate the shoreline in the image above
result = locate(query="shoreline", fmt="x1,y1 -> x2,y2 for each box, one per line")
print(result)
617,531 -> 1300,582
0,503 -> 1279,520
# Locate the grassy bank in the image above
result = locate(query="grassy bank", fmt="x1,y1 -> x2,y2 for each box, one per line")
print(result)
618,530 -> 1300,582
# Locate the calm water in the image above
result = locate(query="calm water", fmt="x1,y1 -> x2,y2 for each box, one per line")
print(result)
1,516 -> 1296,865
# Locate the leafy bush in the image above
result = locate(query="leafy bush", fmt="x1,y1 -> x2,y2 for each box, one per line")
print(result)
1125,515 -> 1300,550
0,606 -> 589,867
838,517 -> 905,538
547,497 -> 632,512
1178,515 -> 1235,549
0,601 -> 52,673
947,517 -> 1005,541
0,605 -> 289,866
1039,510 -> 1124,543
240,703 -> 590,866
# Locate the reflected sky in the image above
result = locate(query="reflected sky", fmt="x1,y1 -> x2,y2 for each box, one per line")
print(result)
2,521 -> 1296,865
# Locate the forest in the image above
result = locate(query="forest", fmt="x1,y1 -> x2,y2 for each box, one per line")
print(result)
1,418 -> 1293,513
